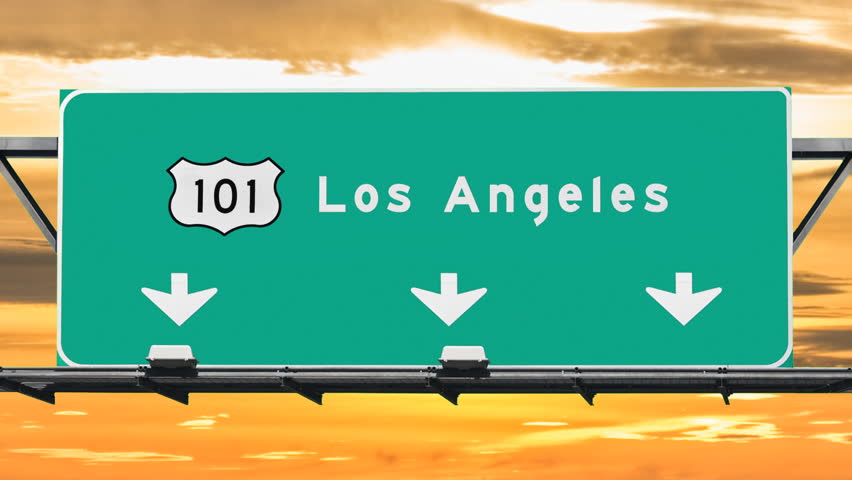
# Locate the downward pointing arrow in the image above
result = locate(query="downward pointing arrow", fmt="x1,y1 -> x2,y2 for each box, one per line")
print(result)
411,273 -> 487,326
646,272 -> 722,326
141,273 -> 218,326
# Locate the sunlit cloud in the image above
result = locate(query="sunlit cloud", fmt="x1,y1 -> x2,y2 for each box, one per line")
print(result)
178,418 -> 217,430
243,451 -> 318,460
697,393 -> 779,400
671,418 -> 789,443
53,411 -> 87,416
601,432 -> 654,440
177,413 -> 229,430
8,448 -> 192,463
320,457 -> 356,462
522,421 -> 569,426
809,420 -> 844,425
1,45 -> 607,104
476,415 -> 788,451
810,433 -> 852,445
480,0 -> 703,32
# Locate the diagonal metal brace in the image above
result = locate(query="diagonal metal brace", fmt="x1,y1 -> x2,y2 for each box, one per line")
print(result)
794,154 -> 852,253
281,377 -> 323,405
436,382 -> 460,405
137,377 -> 189,405
574,379 -> 596,406
718,379 -> 732,405
0,153 -> 57,251
438,390 -> 460,405
427,376 -> 460,405
0,378 -> 55,404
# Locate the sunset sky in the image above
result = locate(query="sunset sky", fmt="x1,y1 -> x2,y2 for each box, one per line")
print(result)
2,0 -> 852,478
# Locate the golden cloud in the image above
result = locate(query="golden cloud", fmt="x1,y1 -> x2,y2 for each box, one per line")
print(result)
8,448 -> 193,463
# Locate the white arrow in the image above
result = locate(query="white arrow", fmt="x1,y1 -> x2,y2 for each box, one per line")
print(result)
141,273 -> 218,326
411,273 -> 487,326
646,272 -> 722,326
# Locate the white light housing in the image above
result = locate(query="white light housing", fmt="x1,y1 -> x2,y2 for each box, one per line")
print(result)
439,346 -> 489,369
146,345 -> 198,368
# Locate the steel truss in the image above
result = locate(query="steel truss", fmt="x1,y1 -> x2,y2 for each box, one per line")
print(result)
1,137 -> 851,406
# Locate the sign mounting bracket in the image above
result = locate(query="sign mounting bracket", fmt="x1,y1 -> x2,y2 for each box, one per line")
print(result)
281,376 -> 324,405
0,377 -> 55,404
137,377 -> 190,405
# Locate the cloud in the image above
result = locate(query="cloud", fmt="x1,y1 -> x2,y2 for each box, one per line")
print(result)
522,421 -> 569,426
176,413 -> 230,429
320,457 -> 356,461
8,448 -> 192,463
473,415 -> 785,451
243,451 -> 318,460
0,237 -> 55,303
177,419 -> 216,429
697,393 -> 778,400
1,0 -> 852,93
0,332 -> 54,350
0,0 -> 524,66
794,272 -> 851,295
810,432 -> 852,444
601,432 -> 655,440
53,411 -> 87,416
795,328 -> 852,366
791,410 -> 818,417
794,305 -> 852,319
670,418 -> 790,443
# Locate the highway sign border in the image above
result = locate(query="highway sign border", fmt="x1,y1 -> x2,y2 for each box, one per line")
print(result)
57,87 -> 792,368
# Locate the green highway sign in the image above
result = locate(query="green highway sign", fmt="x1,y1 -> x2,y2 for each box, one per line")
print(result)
58,89 -> 791,367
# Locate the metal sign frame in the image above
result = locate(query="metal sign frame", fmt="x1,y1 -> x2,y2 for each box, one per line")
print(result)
1,136 -> 851,406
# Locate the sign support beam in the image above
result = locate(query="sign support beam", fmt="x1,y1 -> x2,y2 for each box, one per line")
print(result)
574,380 -> 596,406
0,366 -> 850,402
0,378 -> 55,404
281,377 -> 324,405
137,377 -> 190,405
793,154 -> 852,253
0,153 -> 56,251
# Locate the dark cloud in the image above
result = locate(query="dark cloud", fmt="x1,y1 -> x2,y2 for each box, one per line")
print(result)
517,0 -> 848,21
0,332 -> 53,350
574,21 -> 852,93
1,0 -> 852,92
794,272 -> 851,296
0,237 -> 55,303
795,305 -> 852,319
795,328 -> 852,367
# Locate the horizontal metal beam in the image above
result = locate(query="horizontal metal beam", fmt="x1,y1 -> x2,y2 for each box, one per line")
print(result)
2,138 -> 851,160
1,367 -> 852,404
793,138 -> 852,159
0,137 -> 58,158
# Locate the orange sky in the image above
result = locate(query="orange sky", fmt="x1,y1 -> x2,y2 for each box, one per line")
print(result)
2,0 -> 852,478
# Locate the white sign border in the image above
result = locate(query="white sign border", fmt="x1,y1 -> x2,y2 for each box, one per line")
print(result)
57,87 -> 792,368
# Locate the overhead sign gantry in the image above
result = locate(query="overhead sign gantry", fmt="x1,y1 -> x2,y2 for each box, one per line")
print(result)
6,90 -> 852,406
